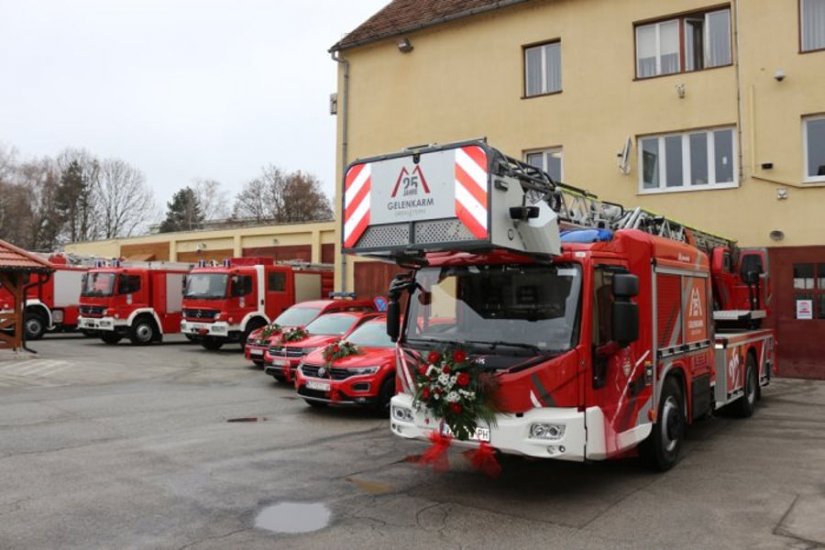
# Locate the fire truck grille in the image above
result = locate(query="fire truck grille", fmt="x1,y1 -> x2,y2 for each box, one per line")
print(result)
414,219 -> 475,244
300,364 -> 352,380
80,306 -> 105,317
267,346 -> 306,358
356,224 -> 410,248
183,308 -> 219,320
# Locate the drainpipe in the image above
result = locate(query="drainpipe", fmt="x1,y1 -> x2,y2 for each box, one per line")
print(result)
732,0 -> 745,183
21,272 -> 51,354
331,49 -> 350,293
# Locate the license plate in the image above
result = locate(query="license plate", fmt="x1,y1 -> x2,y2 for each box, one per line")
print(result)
440,424 -> 490,442
306,380 -> 330,392
271,359 -> 290,366
188,323 -> 206,331
250,349 -> 263,356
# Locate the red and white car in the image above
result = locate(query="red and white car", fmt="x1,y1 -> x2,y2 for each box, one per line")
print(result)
244,299 -> 376,366
263,310 -> 382,383
295,316 -> 396,414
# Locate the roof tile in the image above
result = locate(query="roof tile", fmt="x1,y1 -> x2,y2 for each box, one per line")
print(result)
332,0 -> 530,51
0,240 -> 53,272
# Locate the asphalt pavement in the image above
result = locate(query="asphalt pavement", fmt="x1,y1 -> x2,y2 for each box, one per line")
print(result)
0,334 -> 824,549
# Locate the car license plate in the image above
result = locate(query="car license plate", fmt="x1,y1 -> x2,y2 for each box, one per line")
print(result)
271,359 -> 289,366
188,323 -> 206,331
250,348 -> 263,356
306,380 -> 330,392
440,424 -> 490,442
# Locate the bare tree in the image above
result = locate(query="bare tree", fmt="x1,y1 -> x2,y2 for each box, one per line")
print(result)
192,178 -> 229,220
96,158 -> 157,238
232,166 -> 332,223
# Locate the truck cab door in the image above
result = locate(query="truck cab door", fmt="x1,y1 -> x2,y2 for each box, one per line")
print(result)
264,268 -> 292,320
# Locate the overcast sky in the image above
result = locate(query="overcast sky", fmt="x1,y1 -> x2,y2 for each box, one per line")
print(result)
0,0 -> 387,213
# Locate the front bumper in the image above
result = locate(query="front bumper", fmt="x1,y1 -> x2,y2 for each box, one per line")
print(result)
389,393 -> 611,462
180,320 -> 238,338
263,357 -> 301,381
295,370 -> 383,407
77,316 -> 126,332
245,343 -> 267,362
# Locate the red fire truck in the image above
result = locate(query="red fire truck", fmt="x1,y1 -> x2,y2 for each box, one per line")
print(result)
342,140 -> 775,471
180,258 -> 333,350
0,254 -> 89,340
77,261 -> 191,345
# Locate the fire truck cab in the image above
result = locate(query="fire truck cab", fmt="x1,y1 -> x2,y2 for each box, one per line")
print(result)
180,258 -> 333,350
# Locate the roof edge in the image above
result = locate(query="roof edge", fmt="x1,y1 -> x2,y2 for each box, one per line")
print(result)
330,0 -> 533,52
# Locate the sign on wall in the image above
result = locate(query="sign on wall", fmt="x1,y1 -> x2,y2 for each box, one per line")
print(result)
796,299 -> 814,320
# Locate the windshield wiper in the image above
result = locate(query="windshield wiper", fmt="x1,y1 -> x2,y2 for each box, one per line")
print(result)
462,340 -> 550,355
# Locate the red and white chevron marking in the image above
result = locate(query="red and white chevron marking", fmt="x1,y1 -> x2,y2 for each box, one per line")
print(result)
454,145 -> 489,239
343,163 -> 372,249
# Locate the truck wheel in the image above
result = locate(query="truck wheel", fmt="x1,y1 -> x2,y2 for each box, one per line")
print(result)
100,332 -> 122,345
639,376 -> 685,472
201,338 -> 224,351
373,376 -> 395,416
24,312 -> 47,341
728,354 -> 758,418
129,317 -> 157,346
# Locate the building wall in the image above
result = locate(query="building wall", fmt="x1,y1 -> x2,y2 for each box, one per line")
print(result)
66,221 -> 336,266
333,0 -> 825,294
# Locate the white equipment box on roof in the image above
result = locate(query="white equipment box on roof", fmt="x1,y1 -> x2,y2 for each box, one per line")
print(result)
342,140 -> 562,260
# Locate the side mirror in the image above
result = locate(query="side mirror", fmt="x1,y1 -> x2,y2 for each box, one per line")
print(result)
387,299 -> 400,342
613,273 -> 639,298
612,301 -> 639,348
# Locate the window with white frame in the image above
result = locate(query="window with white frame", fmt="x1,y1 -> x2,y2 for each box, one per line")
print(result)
804,116 -> 825,182
802,0 -> 825,52
525,148 -> 563,182
524,41 -> 562,96
635,8 -> 731,78
639,128 -> 736,192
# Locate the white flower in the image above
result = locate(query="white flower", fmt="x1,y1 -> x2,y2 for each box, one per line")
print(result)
438,373 -> 450,386
446,391 -> 459,403
433,392 -> 440,400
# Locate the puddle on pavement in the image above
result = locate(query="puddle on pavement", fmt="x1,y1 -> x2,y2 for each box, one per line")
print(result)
254,502 -> 331,534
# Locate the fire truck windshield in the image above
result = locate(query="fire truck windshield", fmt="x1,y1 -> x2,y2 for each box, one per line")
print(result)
406,264 -> 581,354
81,272 -> 116,297
184,274 -> 229,299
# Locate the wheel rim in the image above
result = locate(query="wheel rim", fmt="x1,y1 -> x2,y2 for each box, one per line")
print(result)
25,319 -> 42,336
136,324 -> 153,342
661,396 -> 683,453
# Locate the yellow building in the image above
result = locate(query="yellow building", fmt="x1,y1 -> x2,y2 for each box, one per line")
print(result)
65,221 -> 337,265
331,0 -> 825,377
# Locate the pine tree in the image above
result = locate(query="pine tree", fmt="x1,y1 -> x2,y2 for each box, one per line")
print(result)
159,187 -> 204,233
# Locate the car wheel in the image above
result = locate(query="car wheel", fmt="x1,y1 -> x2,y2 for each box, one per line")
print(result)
374,376 -> 396,417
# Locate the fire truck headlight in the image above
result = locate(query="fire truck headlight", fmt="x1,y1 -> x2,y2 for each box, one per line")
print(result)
391,405 -> 414,423
529,423 -> 565,441
214,313 -> 221,321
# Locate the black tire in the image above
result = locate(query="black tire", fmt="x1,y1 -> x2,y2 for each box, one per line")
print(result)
200,337 -> 224,351
100,332 -> 122,345
729,353 -> 758,418
639,376 -> 685,472
240,320 -> 266,349
304,399 -> 327,408
272,374 -> 286,383
184,334 -> 198,342
129,317 -> 157,346
373,376 -> 396,416
23,312 -> 47,341
252,360 -> 264,368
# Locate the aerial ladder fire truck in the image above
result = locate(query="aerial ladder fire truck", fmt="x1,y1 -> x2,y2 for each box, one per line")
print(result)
341,139 -> 775,471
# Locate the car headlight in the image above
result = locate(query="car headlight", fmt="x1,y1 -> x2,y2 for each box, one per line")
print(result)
392,405 -> 414,423
529,423 -> 565,441
351,366 -> 380,375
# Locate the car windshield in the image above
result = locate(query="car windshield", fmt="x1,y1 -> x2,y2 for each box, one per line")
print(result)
274,306 -> 321,327
406,264 -> 582,354
184,274 -> 228,299
81,272 -> 116,297
347,320 -> 392,348
305,313 -> 360,336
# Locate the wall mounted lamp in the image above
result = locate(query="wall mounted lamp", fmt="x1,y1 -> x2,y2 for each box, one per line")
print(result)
397,37 -> 413,53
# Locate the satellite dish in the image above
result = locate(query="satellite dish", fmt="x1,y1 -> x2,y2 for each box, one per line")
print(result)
618,136 -> 632,175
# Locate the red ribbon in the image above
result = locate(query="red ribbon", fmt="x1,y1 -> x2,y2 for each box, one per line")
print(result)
417,430 -> 452,472
463,442 -> 502,478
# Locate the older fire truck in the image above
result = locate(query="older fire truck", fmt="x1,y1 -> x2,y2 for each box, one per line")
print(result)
78,261 -> 191,345
0,254 -> 89,340
180,258 -> 333,350
342,139 -> 775,471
